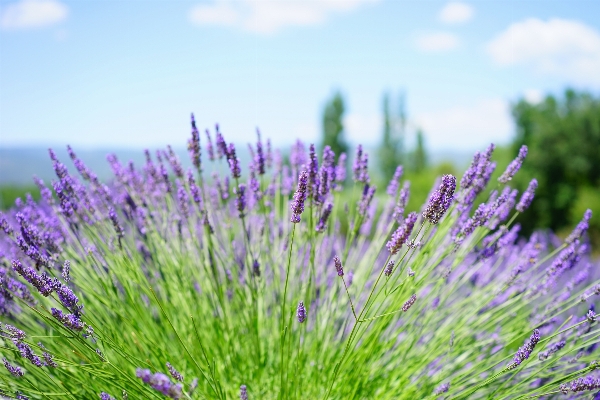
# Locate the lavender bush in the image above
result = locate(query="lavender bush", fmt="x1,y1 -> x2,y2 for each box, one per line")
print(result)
0,115 -> 598,399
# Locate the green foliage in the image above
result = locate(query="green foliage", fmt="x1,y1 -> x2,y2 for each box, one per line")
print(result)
510,89 -> 600,240
321,91 -> 348,160
0,186 -> 40,210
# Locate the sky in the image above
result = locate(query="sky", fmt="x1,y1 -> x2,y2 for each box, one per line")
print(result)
0,0 -> 599,152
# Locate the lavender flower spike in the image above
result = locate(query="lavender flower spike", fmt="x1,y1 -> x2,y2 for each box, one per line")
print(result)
315,203 -> 333,232
566,209 -> 592,244
386,212 -> 417,255
290,171 -> 308,223
434,382 -> 450,395
384,260 -> 395,277
297,301 -> 306,323
166,362 -> 184,382
498,145 -> 527,183
509,329 -> 540,369
402,294 -> 417,312
516,178 -> 537,212
100,393 -> 116,400
240,385 -> 248,400
386,166 -> 403,197
334,255 -> 344,277
227,144 -> 242,179
3,358 -> 24,377
560,375 -> 600,394
423,175 -> 456,224
235,184 -> 247,218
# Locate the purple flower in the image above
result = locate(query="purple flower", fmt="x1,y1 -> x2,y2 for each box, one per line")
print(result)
62,260 -> 71,283
318,146 -> 336,201
51,308 -> 84,331
460,151 -> 480,189
176,181 -> 190,218
4,324 -> 26,340
290,171 -> 308,223
187,171 -> 202,205
266,138 -> 272,169
187,113 -> 201,171
252,259 -> 260,277
12,260 -> 53,297
255,129 -> 266,175
205,129 -> 215,161
402,294 -> 417,312
235,184 -> 247,218
346,271 -> 354,286
498,145 -> 527,183
315,203 -> 333,232
538,340 -> 566,360
290,140 -> 307,176
55,282 -> 81,314
423,175 -> 456,224
434,382 -> 450,395
509,329 -> 540,369
100,392 -> 116,400
227,144 -> 242,179
0,212 -> 13,235
358,184 -> 376,217
240,385 -> 248,400
297,301 -> 306,323
108,208 -> 124,239
166,362 -> 184,382
560,375 -> 600,394
353,145 -> 369,183
15,341 -> 43,367
42,351 -> 57,368
215,127 -> 227,159
387,212 -> 417,255
386,166 -> 403,196
307,144 -> 319,202
393,181 -> 410,224
587,309 -> 596,323
136,368 -> 183,399
334,255 -> 344,277
334,153 -> 347,188
384,260 -> 394,277
3,358 -> 24,377
516,179 -> 537,212
566,209 -> 592,244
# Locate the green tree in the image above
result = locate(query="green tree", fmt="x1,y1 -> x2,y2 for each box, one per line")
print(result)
378,91 -> 405,181
321,91 -> 348,160
511,89 -> 600,241
411,128 -> 428,173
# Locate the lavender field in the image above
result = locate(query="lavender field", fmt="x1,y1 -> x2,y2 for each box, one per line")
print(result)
0,115 -> 597,399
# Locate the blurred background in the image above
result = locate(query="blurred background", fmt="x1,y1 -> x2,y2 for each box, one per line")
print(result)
0,0 -> 599,244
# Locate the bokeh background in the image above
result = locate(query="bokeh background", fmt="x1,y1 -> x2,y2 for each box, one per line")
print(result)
1,0 -> 599,245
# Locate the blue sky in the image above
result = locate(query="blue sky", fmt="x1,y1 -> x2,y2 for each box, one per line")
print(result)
1,0 -> 599,152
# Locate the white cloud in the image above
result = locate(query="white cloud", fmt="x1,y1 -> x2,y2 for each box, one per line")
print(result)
0,0 -> 68,30
344,113 -> 380,145
415,32 -> 459,52
487,18 -> 600,85
523,89 -> 543,104
415,99 -> 512,150
189,0 -> 239,27
189,0 -> 379,34
439,2 -> 473,24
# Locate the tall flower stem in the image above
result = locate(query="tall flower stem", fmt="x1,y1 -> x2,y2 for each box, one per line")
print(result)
279,224 -> 297,399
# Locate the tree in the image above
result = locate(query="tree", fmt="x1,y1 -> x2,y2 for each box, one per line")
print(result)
510,89 -> 600,241
378,91 -> 405,182
411,129 -> 428,173
321,91 -> 348,160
